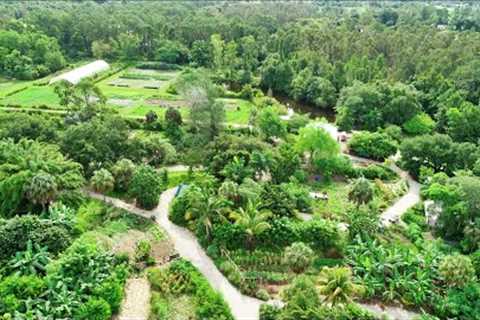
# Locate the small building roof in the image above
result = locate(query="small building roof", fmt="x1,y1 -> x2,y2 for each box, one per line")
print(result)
49,60 -> 110,85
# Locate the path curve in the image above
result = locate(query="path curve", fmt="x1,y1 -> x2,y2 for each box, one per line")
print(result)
89,188 -> 262,320
347,154 -> 421,227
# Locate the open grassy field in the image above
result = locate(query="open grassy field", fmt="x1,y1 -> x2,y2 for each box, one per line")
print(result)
0,65 -> 256,125
2,86 -> 60,107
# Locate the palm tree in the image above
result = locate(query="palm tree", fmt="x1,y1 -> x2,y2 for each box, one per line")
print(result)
90,169 -> 114,200
317,266 -> 364,306
231,200 -> 271,250
348,177 -> 374,207
24,171 -> 58,211
187,192 -> 229,241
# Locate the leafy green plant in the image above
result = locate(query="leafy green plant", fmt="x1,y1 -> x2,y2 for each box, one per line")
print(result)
74,297 -> 111,320
231,200 -> 271,249
283,242 -> 314,273
317,267 -> 364,306
90,169 -> 115,195
439,254 -> 476,287
7,240 -> 51,276
128,165 -> 162,209
348,177 -> 374,207
348,131 -> 397,161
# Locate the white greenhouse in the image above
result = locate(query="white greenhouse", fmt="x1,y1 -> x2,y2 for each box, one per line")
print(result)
49,60 -> 110,85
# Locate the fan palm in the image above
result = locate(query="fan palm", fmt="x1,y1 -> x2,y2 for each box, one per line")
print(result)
187,192 -> 229,241
348,177 -> 374,207
317,266 -> 364,306
24,171 -> 58,211
230,200 -> 271,250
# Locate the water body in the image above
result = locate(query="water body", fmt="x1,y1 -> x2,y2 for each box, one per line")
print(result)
273,94 -> 337,123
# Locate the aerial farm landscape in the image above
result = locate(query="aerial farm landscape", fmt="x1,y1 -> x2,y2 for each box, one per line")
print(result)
0,1 -> 479,320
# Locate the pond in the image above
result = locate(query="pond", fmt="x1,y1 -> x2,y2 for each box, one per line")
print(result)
273,94 -> 336,123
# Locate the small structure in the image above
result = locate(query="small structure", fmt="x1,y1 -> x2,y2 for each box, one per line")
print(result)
49,60 -> 110,85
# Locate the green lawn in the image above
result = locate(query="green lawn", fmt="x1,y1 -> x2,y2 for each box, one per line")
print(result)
312,181 -> 353,220
2,86 -> 60,107
0,67 -> 255,125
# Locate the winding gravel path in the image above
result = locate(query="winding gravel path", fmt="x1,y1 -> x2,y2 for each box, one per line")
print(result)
89,153 -> 422,320
89,188 -> 262,320
347,154 -> 421,227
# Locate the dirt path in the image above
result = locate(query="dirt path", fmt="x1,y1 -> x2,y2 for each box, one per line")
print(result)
115,277 -> 151,320
88,189 -> 262,320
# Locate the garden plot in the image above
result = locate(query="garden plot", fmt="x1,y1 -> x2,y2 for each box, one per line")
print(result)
145,98 -> 188,108
121,68 -> 179,81
107,98 -> 136,107
108,78 -> 167,89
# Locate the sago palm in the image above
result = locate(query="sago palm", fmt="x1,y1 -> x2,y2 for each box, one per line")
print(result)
231,200 -> 271,250
317,266 -> 364,306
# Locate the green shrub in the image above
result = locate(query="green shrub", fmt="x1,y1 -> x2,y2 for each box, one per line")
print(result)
471,250 -> 480,277
111,158 -> 136,192
299,219 -> 342,253
169,193 -> 190,226
135,239 -> 152,264
256,289 -> 270,301
75,200 -> 105,233
0,275 -> 46,314
383,124 -> 403,142
403,113 -> 435,135
212,223 -> 246,250
439,254 -> 476,287
358,164 -> 398,181
280,182 -> 312,213
128,165 -> 162,210
283,242 -> 314,273
148,259 -> 234,319
150,292 -> 169,319
74,297 -> 111,320
93,279 -> 124,313
348,131 -> 398,161
259,304 -> 281,320
0,215 -> 72,261
434,283 -> 480,320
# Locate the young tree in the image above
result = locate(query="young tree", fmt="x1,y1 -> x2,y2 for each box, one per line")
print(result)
129,165 -> 162,210
111,159 -> 136,192
283,242 -> 314,273
295,125 -> 339,168
231,200 -> 271,250
24,171 -> 58,211
188,193 -> 228,242
90,169 -> 114,197
257,107 -> 286,141
348,177 -> 374,207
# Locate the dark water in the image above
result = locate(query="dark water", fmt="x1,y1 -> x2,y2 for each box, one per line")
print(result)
273,94 -> 336,123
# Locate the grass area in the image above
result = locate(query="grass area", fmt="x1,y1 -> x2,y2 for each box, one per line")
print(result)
311,178 -> 408,222
0,66 -> 255,125
0,78 -> 32,99
150,292 -> 196,320
166,171 -> 192,189
312,180 -> 353,220
222,98 -> 255,124
2,85 -> 60,107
